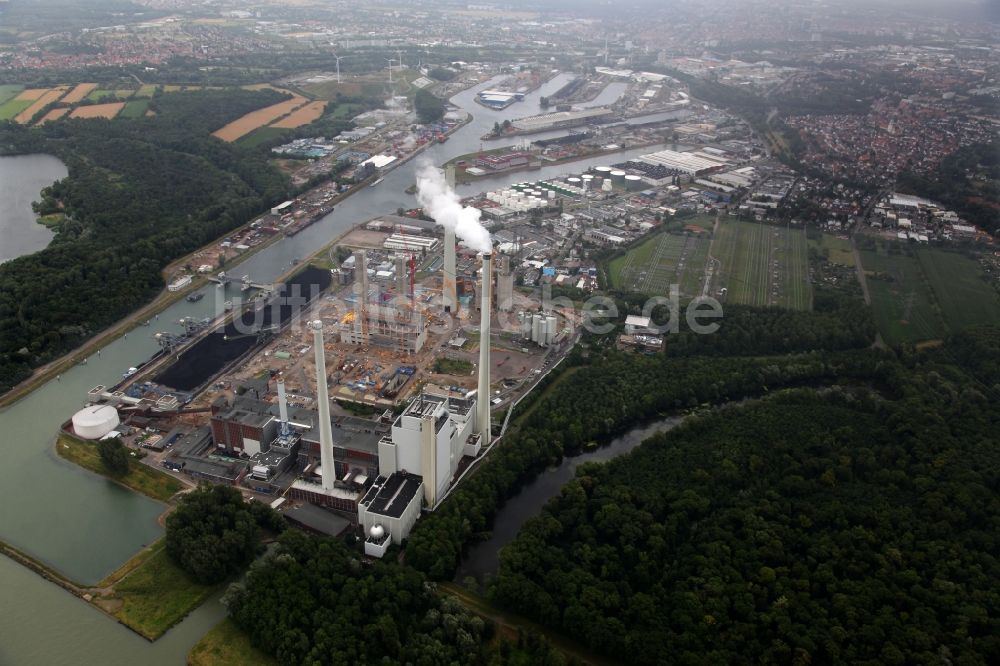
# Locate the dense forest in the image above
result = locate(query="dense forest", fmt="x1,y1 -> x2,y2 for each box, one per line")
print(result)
489,328 -> 1000,664
0,89 -> 291,392
166,485 -> 285,585
404,345 -> 899,580
225,529 -> 566,666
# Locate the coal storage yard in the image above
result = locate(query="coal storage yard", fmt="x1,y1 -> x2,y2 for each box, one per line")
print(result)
155,266 -> 332,392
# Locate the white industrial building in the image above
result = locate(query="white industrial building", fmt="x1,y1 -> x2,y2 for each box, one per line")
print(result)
638,149 -> 729,176
359,391 -> 482,556
383,234 -> 440,253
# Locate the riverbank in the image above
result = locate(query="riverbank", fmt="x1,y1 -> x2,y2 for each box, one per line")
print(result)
55,433 -> 186,502
0,109 -> 468,409
438,582 -> 616,666
187,619 -> 277,666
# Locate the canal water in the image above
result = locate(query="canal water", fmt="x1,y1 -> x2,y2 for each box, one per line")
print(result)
0,154 -> 67,263
0,72 -> 685,663
455,416 -> 684,581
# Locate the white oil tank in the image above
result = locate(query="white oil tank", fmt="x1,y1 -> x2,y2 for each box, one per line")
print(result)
71,404 -> 120,440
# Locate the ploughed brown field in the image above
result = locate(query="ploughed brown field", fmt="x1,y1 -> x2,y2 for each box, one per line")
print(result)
212,96 -> 308,142
37,107 -> 71,124
15,87 -> 69,124
270,100 -> 327,128
62,83 -> 99,104
69,102 -> 126,119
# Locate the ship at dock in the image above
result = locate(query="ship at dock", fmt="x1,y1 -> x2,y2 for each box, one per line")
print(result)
283,204 -> 334,236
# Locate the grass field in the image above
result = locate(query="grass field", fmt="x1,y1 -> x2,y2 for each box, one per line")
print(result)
188,619 -> 277,666
0,98 -> 34,120
608,229 -> 711,298
809,233 -> 855,267
212,96 -> 307,142
859,243 -> 1000,344
69,102 -> 125,119
0,84 -> 24,106
55,434 -> 184,502
860,246 -> 945,344
916,249 -> 1000,331
106,545 -> 218,640
711,219 -> 811,310
237,126 -> 292,148
120,99 -> 150,118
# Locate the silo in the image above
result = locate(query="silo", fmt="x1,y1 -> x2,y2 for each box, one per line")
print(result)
545,315 -> 558,345
531,313 -> 544,344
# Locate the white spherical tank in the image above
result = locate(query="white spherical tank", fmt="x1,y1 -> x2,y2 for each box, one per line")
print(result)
72,404 -> 120,440
369,524 -> 386,540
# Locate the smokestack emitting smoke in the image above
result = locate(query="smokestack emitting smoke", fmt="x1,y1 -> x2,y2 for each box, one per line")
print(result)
477,253 -> 492,441
310,320 -> 336,491
415,162 -> 492,253
442,165 -> 458,312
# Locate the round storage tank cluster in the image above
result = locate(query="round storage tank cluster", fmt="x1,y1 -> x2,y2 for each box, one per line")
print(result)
72,404 -> 120,440
625,174 -> 644,191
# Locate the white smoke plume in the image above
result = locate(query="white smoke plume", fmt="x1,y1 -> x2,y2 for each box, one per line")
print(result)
415,161 -> 492,253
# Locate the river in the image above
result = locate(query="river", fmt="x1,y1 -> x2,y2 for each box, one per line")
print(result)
455,416 -> 684,582
0,73 -> 684,663
0,154 -> 67,263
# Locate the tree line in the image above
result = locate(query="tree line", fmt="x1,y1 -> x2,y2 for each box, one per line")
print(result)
489,328 -> 1000,664
0,88 -> 292,393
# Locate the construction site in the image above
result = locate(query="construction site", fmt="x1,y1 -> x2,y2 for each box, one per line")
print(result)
67,181 -> 577,542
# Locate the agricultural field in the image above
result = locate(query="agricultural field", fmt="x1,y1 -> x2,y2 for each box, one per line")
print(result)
120,99 -> 150,118
0,98 -> 33,120
14,86 -> 69,123
860,242 -> 1000,344
86,88 -> 135,101
69,102 -> 125,119
0,84 -> 25,106
236,126 -> 292,149
62,83 -> 98,104
14,88 -> 49,101
212,95 -> 307,142
711,219 -> 811,310
608,229 -> 711,298
37,107 -> 70,124
270,100 -> 327,128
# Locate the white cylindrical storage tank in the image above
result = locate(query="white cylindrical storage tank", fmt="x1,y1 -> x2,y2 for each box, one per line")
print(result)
72,404 -> 121,440
610,170 -> 627,185
547,190 -> 556,199
602,180 -> 613,192
625,174 -> 644,191
567,177 -> 581,187
545,315 -> 558,345
595,166 -> 613,176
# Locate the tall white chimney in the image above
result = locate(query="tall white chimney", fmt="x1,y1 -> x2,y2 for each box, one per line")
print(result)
477,253 -> 492,441
354,249 -> 369,343
276,376 -> 290,436
310,320 -> 336,491
443,165 -> 458,312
